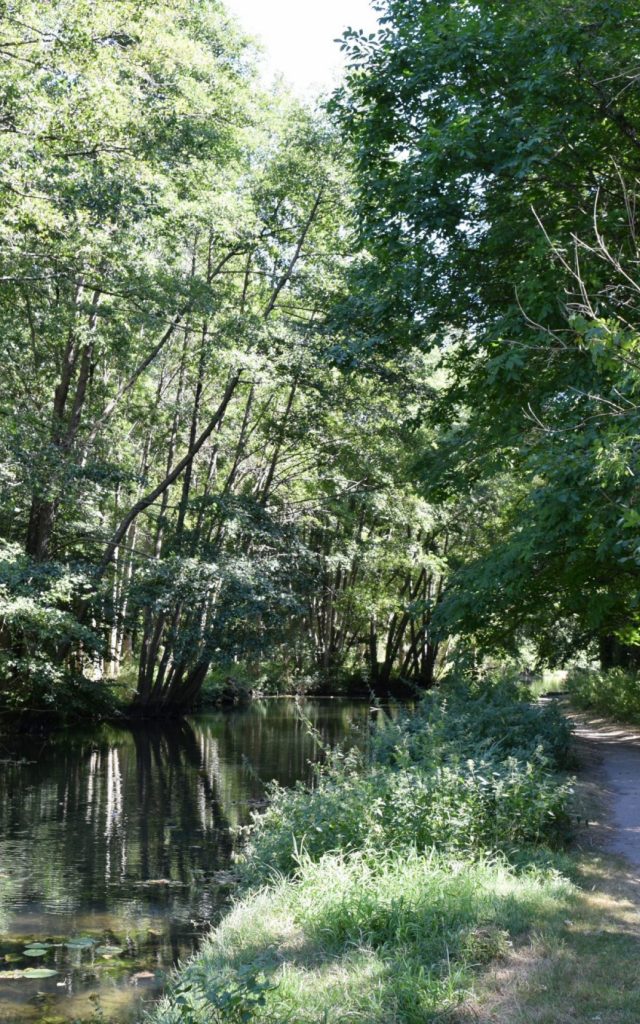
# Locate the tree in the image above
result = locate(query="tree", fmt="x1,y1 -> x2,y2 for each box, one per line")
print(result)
337,0 -> 640,666
0,0 -> 451,715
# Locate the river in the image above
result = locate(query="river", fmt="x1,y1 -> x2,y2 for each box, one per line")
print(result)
0,699 -> 371,1023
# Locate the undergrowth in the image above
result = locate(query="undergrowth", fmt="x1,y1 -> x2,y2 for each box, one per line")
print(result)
151,678 -> 576,1024
567,666 -> 640,724
238,677 -> 573,882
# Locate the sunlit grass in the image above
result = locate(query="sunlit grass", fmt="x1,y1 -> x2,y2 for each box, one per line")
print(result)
153,850 -> 576,1024
462,853 -> 640,1024
153,848 -> 640,1024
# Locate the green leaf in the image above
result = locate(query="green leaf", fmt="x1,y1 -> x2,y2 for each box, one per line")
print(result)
65,938 -> 95,949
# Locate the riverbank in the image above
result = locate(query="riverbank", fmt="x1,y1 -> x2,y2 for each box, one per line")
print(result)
151,678 -> 577,1024
0,669 -> 417,734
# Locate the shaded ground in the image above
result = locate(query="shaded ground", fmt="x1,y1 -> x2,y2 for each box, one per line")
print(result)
567,706 -> 640,868
565,712 -> 640,872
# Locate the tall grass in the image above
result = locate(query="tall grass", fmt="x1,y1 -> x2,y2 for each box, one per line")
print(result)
155,851 -> 575,1024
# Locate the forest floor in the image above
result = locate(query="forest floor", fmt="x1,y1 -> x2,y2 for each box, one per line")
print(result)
459,704 -> 640,1024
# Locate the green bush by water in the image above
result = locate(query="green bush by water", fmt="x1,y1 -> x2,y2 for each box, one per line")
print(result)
239,751 -> 571,884
375,674 -> 572,765
238,679 -> 573,881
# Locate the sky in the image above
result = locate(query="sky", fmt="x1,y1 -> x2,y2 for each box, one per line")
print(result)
225,0 -> 380,97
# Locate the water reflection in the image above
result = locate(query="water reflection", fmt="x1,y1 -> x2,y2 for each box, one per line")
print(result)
0,700 -> 370,1022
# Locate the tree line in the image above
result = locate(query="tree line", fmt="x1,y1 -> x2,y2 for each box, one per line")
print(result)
1,0 -> 639,717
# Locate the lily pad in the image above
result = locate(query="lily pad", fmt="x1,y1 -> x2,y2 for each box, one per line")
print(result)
23,948 -> 48,957
65,937 -> 95,949
4,954 -> 22,963
96,945 -> 124,956
0,969 -> 25,979
23,968 -> 58,979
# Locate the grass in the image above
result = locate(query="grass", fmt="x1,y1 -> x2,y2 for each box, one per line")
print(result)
153,851 -> 576,1024
461,853 -> 640,1024
152,848 -> 640,1024
457,739 -> 640,1024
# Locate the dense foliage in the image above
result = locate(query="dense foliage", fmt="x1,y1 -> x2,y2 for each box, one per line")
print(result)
238,680 -> 572,881
568,667 -> 640,725
2,2 -> 639,1022
337,0 -> 640,668
153,680 -> 575,1024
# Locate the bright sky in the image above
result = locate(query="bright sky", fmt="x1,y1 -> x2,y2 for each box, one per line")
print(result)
225,0 -> 380,97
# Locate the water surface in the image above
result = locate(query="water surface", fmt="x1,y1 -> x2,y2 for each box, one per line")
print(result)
0,699 -> 369,1023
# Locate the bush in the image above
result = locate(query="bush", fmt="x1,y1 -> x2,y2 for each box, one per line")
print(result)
374,674 -> 573,768
567,667 -> 640,724
237,680 -> 573,882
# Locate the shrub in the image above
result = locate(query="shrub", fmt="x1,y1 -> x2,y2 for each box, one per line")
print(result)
567,667 -> 640,724
373,675 -> 573,769
237,680 -> 573,882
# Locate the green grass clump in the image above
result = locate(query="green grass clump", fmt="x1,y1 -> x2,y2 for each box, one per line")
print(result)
567,667 -> 640,724
155,851 -> 575,1024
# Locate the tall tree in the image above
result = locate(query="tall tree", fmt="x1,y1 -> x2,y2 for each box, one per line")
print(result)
336,0 -> 640,665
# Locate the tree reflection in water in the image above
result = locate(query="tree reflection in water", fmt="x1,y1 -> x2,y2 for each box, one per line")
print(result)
0,699 -> 370,1022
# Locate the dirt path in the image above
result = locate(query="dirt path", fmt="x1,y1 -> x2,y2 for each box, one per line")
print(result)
565,706 -> 640,868
454,704 -> 640,1023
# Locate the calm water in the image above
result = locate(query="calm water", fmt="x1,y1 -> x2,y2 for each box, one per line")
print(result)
0,699 -> 370,1023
